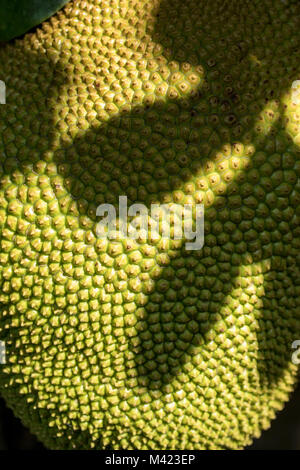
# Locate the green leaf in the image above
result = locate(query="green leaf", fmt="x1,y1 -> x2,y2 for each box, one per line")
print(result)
0,0 -> 70,42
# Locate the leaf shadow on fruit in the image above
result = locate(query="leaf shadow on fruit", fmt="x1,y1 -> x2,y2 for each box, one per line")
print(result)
123,0 -> 300,394
0,0 -> 299,447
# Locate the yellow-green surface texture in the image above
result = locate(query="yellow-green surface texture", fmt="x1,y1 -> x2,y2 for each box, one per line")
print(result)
0,0 -> 299,450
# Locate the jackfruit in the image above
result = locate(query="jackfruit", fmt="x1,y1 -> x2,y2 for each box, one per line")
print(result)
0,0 -> 299,450
0,1 -> 70,42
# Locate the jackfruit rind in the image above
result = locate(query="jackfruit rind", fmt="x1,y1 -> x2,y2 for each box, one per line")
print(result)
0,0 -> 299,450
0,0 -> 70,42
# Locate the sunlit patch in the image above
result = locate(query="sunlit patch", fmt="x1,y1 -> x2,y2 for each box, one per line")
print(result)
253,100 -> 280,137
291,80 -> 300,105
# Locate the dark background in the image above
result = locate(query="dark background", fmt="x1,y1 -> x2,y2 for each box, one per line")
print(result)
0,385 -> 299,450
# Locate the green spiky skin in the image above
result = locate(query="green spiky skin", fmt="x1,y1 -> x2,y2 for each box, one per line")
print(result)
0,0 -> 299,450
0,0 -> 70,42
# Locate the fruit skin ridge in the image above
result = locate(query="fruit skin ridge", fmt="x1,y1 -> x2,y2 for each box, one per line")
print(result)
0,0 -> 299,450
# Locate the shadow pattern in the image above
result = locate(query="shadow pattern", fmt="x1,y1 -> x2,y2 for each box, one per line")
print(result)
0,0 -> 299,449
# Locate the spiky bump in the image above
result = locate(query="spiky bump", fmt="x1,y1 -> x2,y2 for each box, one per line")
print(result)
0,0 -> 299,450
